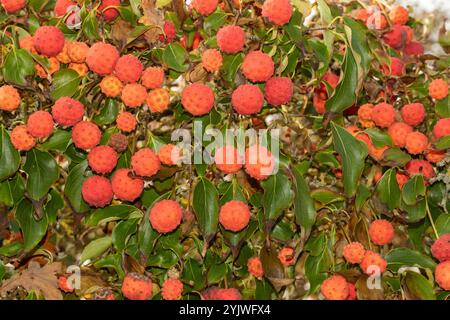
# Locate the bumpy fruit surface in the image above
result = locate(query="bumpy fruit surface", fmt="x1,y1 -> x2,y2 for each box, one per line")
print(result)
383,25 -> 410,49
360,250 -> 387,275
261,0 -> 293,26
204,287 -> 242,300
141,67 -> 165,89
71,121 -> 101,150
131,148 -> 161,177
231,84 -> 264,115
157,144 -> 181,166
428,79 -> 448,100
405,159 -> 435,179
114,54 -> 143,83
86,42 -> 120,75
247,257 -> 264,278
264,77 -> 293,106
435,261 -> 450,291
404,41 -> 424,56
366,12 -> 387,30
58,276 -> 74,293
0,85 -> 21,111
149,199 -> 183,234
369,219 -> 395,245
69,63 -> 88,76
181,83 -> 215,116
87,145 -> 118,174
1,0 -> 26,13
108,133 -> 128,153
56,42 -> 71,63
320,275 -> 349,300
111,168 -> 144,202
388,122 -> 413,148
11,125 -> 36,151
54,0 -> 75,16
431,234 -> 450,262
278,247 -> 295,266
121,273 -> 152,300
401,103 -> 425,126
241,51 -> 274,82
100,75 -> 123,97
36,57 -> 60,78
396,173 -> 409,189
98,0 -> 120,22
81,175 -> 113,207
51,97 -> 85,127
219,200 -> 250,232
20,36 -> 38,54
34,26 -> 65,57
161,278 -> 183,300
381,57 -> 404,77
146,88 -> 170,112
202,49 -> 223,72
433,118 -> 450,139
216,26 -> 245,54
244,144 -> 275,180
163,20 -> 176,43
343,242 -> 366,264
67,41 -> 89,63
405,131 -> 428,155
27,111 -> 54,139
214,146 -> 243,174
116,112 -> 136,132
389,5 -> 409,25
192,0 -> 218,16
347,283 -> 357,300
425,149 -> 446,164
121,84 -> 147,108
371,103 -> 395,128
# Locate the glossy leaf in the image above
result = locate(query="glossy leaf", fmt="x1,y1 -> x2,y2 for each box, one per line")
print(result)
23,149 -> 59,200
0,126 -> 20,182
50,69 -> 81,100
376,168 -> 401,210
193,177 -> 219,240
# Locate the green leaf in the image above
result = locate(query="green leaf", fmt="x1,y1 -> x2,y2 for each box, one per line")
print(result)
182,258 -> 205,290
86,205 -> 143,226
162,43 -> 188,72
355,184 -> 370,211
0,174 -> 24,207
261,172 -> 294,222
204,11 -> 228,32
3,48 -> 35,85
147,249 -> 178,268
291,165 -> 316,231
435,213 -> 450,235
81,236 -> 112,262
112,218 -> 139,251
93,99 -> 119,125
94,254 -> 125,279
343,17 -> 371,73
45,189 -> 64,224
222,53 -> 244,82
283,10 -> 303,42
403,198 -> 427,223
0,126 -> 20,182
23,149 -> 59,200
311,188 -> 345,205
435,135 -> 450,150
365,127 -> 393,148
402,175 -> 425,206
193,178 -> 219,240
382,148 -> 412,166
376,168 -> 401,210
207,263 -> 227,284
64,160 -> 89,213
40,129 -> 72,152
50,69 -> 81,100
16,199 -> 48,252
331,122 -> 368,197
435,95 -> 450,118
82,8 -> 100,40
255,279 -> 275,300
305,250 -> 330,293
404,272 -> 436,300
386,248 -> 436,272
0,242 -> 23,257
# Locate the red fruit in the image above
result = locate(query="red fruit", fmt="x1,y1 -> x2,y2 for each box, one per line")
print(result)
369,219 -> 395,246
10,125 -> 36,151
313,93 -> 326,114
241,51 -> 274,82
435,261 -> 450,291
244,144 -> 275,180
214,145 -> 243,174
216,26 -> 245,54
162,21 -> 176,43
141,67 -> 164,89
371,103 -> 395,128
100,75 -> 123,97
396,173 -> 409,189
131,148 -> 161,177
201,49 -> 223,72
54,0 -> 76,16
247,256 -> 264,278
116,111 -> 136,132
278,247 -> 295,266
0,85 -> 21,111
405,131 -> 428,155
34,26 -> 65,57
343,242 -> 366,264
121,273 -> 152,300
35,57 -> 60,78
219,200 -> 251,232
19,36 -> 38,55
347,283 -> 357,300
405,159 -> 435,180
264,77 -> 293,106
27,111 -> 54,139
87,145 -> 118,174
389,5 -> 409,25
161,278 -> 183,300
388,122 -> 413,148
261,0 -> 293,26
429,79 -> 448,100
157,144 -> 181,166
433,118 -> 450,139
111,168 -> 144,202
360,250 -> 387,275
400,103 -> 425,126
146,88 -> 170,113
354,8 -> 370,22
321,275 -> 349,300
215,288 -> 241,300
425,149 -> 446,163
67,41 -> 89,63
108,133 -> 128,153
192,0 -> 218,16
431,234 -> 450,262
181,83 -> 215,116
322,71 -> 340,89
381,57 -> 405,77
86,42 -> 120,75
121,84 -> 147,108
404,41 -> 424,56
81,175 -> 113,207
51,97 -> 85,127
383,25 -> 411,49
72,121 -> 101,150
114,54 -> 143,84
366,11 -> 387,30
357,103 -> 374,127
1,0 -> 26,13
231,84 -> 264,115
149,199 -> 183,233
98,0 -> 120,22
58,275 -> 74,293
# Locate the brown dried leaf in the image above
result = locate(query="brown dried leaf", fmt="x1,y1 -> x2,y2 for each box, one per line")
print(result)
186,63 -> 208,83
75,270 -> 109,297
355,274 -> 384,300
111,20 -> 134,49
140,0 -> 165,44
0,261 -> 63,300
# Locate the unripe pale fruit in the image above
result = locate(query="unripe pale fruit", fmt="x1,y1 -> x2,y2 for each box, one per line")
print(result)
149,199 -> 183,233
146,88 -> 170,112
100,75 -> 123,98
67,41 -> 89,63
